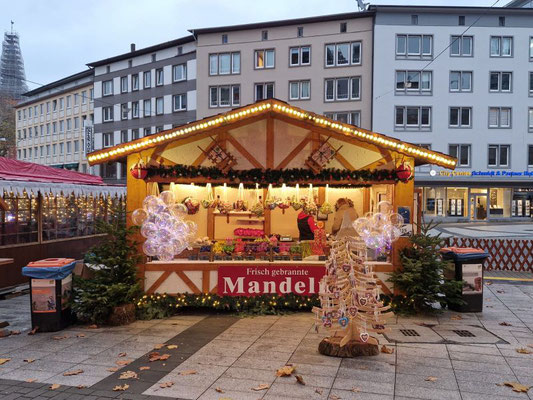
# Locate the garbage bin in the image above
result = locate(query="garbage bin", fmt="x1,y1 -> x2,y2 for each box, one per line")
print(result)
440,247 -> 489,313
22,258 -> 76,332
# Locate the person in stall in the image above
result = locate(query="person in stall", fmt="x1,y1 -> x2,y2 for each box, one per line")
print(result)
297,203 -> 318,241
331,198 -> 358,236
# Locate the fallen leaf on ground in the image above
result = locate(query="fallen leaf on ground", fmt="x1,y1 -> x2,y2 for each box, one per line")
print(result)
77,385 -> 86,389
315,388 -> 323,395
153,343 -> 165,350
76,333 -> 86,338
159,381 -> 174,388
113,384 -> 129,391
88,324 -> 98,329
119,370 -> 138,380
415,322 -> 436,328
276,365 -> 295,377
49,384 -> 61,390
159,354 -> 170,361
425,376 -> 438,382
116,359 -> 133,366
0,329 -> 10,337
107,367 -> 119,372
499,322 -> 513,326
28,327 -> 38,335
25,379 -> 37,383
215,387 -> 225,393
251,383 -> 270,391
351,387 -> 361,392
23,359 -> 35,363
503,382 -> 531,393
516,348 -> 533,354
139,366 -> 150,371
10,330 -> 20,335
179,370 -> 197,375
0,358 -> 11,365
117,352 -> 127,357
450,315 -> 462,321
167,344 -> 178,349
295,375 -> 305,385
52,335 -> 68,340
497,290 -> 505,294
381,345 -> 394,354
329,395 -> 341,400
63,369 -> 84,376
485,281 -> 493,286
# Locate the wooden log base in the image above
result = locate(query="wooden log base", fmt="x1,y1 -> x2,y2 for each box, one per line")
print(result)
318,336 -> 379,358
107,303 -> 136,326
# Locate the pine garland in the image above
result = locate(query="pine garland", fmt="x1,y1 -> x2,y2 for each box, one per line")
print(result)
147,164 -> 404,187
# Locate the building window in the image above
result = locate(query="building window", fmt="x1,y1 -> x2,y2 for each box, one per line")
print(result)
499,16 -> 505,27
530,37 -> 533,59
67,141 -> 72,154
490,36 -> 513,57
102,80 -> 113,96
156,97 -> 164,115
53,100 -> 57,111
121,130 -> 128,143
74,117 -> 79,130
325,77 -> 361,101
151,54 -> 156,62
103,132 -> 114,148
132,74 -> 139,91
395,70 -> 432,93
411,15 -> 418,25
450,71 -> 472,92
449,107 -> 472,128
297,27 -> 304,37
121,103 -> 129,120
173,94 -> 187,111
173,64 -> 186,82
156,126 -> 164,133
52,144 -> 56,156
177,46 -> 183,55
222,34 -> 228,44
74,93 -> 79,105
395,106 -> 431,129
156,68 -> 164,86
144,71 -> 151,88
102,106 -> 113,122
255,82 -> 275,101
396,34 -> 432,58
74,140 -> 80,153
209,52 -> 240,75
340,22 -> 347,33
90,89 -> 94,102
66,95 -> 71,109
82,90 -> 87,105
59,98 -> 64,110
326,42 -> 362,66
60,120 -> 65,133
449,144 -> 470,167
46,145 -> 50,156
132,101 -> 139,118
489,107 -> 511,128
289,81 -> 311,100
528,145 -> 533,167
144,127 -> 151,136
489,72 -> 512,92
324,111 -> 360,127
120,76 -> 128,93
488,145 -> 510,167
209,85 -> 240,107
261,30 -> 268,41
459,16 -> 465,26
255,49 -> 275,69
132,129 -> 139,140
528,108 -> 533,131
143,99 -> 151,117
67,119 -> 72,131
289,46 -> 311,66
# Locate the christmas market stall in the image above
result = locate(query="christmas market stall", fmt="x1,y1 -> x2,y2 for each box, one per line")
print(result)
0,157 -> 125,291
87,99 -> 456,300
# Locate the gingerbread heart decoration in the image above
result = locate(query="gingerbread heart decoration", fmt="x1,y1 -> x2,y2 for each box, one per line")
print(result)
360,332 -> 369,343
359,297 -> 367,306
338,317 -> 349,327
334,291 -> 340,299
342,264 -> 351,273
323,318 -> 332,328
348,306 -> 358,317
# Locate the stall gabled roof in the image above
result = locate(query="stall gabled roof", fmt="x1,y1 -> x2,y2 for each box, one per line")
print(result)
87,99 -> 456,169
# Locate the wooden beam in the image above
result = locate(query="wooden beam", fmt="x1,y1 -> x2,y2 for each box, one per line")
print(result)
146,176 -> 396,186
0,196 -> 7,211
202,270 -> 210,293
275,134 -> 311,169
176,270 -> 201,294
192,136 -> 219,167
266,116 -> 274,168
226,135 -> 264,169
146,271 -> 172,294
334,152 -> 355,170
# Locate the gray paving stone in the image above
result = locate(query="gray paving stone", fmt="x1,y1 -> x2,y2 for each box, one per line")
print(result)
396,373 -> 459,390
452,359 -> 513,374
266,381 -> 328,399
197,387 -> 262,400
333,376 -> 394,395
395,384 -> 462,400
457,380 -> 525,398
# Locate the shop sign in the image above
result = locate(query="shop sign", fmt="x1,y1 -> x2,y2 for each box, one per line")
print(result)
218,265 -> 326,296
432,170 -> 533,178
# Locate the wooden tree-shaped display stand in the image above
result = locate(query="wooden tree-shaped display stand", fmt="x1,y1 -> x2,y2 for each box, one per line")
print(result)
313,215 -> 392,357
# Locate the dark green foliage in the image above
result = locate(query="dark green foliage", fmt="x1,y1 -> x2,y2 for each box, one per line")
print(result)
387,221 -> 464,315
72,204 -> 141,324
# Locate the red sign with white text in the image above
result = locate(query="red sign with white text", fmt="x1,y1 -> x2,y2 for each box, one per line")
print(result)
217,265 -> 326,296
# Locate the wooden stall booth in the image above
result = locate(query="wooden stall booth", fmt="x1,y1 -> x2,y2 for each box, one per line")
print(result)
87,99 -> 456,297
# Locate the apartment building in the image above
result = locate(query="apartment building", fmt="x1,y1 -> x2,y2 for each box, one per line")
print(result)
14,70 -> 94,173
191,12 -> 374,130
87,36 -> 197,183
371,5 -> 533,222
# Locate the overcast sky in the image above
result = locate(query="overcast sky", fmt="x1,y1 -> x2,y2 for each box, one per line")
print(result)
2,0 -> 504,90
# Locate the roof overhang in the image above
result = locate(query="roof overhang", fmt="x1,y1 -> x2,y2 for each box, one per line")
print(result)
88,99 -> 456,170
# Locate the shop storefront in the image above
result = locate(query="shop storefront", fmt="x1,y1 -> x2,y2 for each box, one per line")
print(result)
87,99 -> 455,296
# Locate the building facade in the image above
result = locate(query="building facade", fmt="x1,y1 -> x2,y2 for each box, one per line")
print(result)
371,5 -> 533,222
191,12 -> 374,130
88,37 -> 197,183
14,70 -> 94,173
